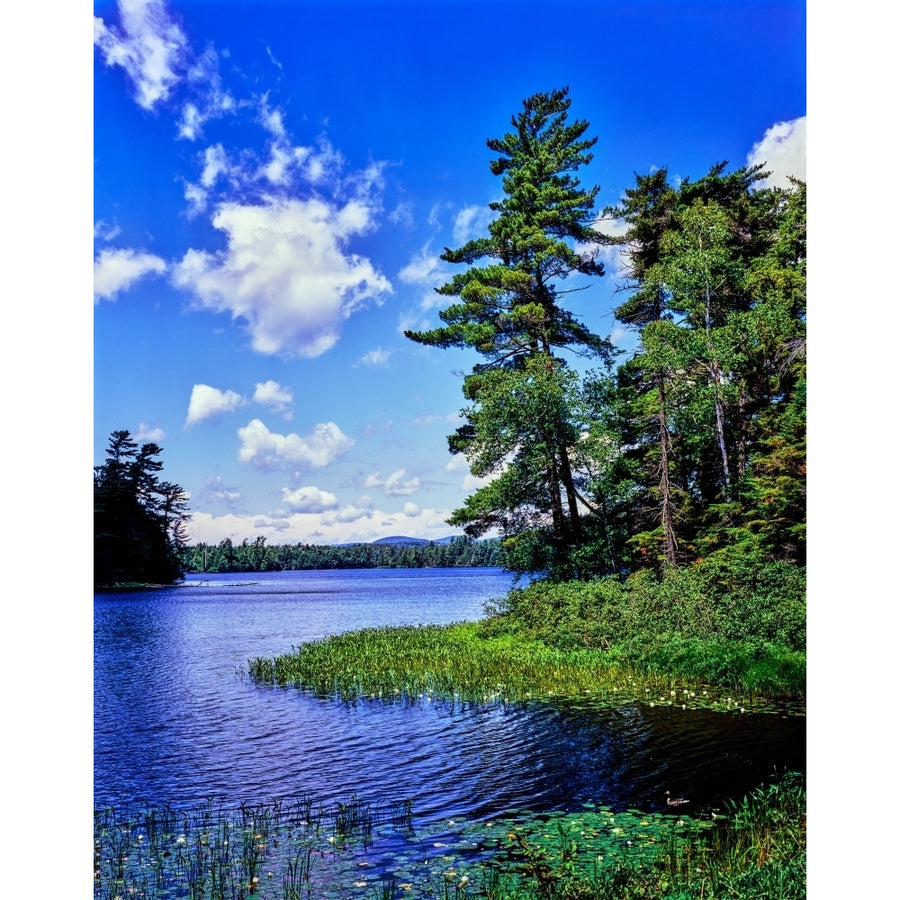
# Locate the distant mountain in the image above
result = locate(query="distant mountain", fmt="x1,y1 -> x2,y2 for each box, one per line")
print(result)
371,535 -> 432,547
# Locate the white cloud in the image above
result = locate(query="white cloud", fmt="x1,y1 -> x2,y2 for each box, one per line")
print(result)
453,204 -> 493,245
94,247 -> 167,302
237,418 -> 355,470
399,244 -> 449,312
200,144 -> 229,188
357,347 -> 392,367
364,469 -> 421,497
172,196 -> 392,357
178,45 -> 237,140
388,202 -> 414,228
446,453 -> 501,492
186,503 -> 461,545
321,500 -> 375,525
281,485 -> 339,514
94,220 -> 121,242
201,476 -> 242,508
399,246 -> 443,285
747,117 -> 806,189
253,380 -> 293,416
94,0 -> 189,111
185,384 -> 246,427
589,213 -> 632,283
133,422 -> 165,442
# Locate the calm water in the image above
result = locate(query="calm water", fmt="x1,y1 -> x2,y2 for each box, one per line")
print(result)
94,568 -> 804,826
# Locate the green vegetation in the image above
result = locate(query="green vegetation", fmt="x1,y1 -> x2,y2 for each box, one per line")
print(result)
94,773 -> 805,899
249,556 -> 805,704
181,535 -> 504,573
406,87 -> 805,584
94,429 -> 191,587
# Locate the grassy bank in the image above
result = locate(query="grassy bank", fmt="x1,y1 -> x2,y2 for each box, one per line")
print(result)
249,560 -> 805,707
249,620 -> 802,712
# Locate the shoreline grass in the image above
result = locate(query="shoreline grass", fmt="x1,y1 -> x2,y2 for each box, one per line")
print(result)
247,620 -> 805,714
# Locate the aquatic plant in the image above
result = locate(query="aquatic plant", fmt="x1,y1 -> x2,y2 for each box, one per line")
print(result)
93,772 -> 804,899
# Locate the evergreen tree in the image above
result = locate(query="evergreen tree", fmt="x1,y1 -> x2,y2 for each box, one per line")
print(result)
605,165 -> 806,570
94,430 -> 191,586
405,87 -> 614,575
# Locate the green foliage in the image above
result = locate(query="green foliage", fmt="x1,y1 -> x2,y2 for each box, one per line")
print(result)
94,773 -> 805,900
488,560 -> 805,693
182,535 -> 503,573
403,92 -> 805,582
605,169 -> 806,572
477,772 -> 805,900
94,430 -> 191,586
406,87 -> 615,574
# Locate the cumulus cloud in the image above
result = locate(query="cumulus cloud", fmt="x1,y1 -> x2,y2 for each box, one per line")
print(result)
253,380 -> 293,416
747,117 -> 806,189
94,0 -> 189,111
364,469 -> 421,497
185,384 -> 246,427
237,419 -> 354,470
186,502 -> 461,545
172,196 -> 392,357
94,247 -> 167,302
321,496 -> 375,525
281,485 -> 339,514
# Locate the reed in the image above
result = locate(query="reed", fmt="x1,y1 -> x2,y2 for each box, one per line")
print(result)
93,773 -> 803,899
93,794 -> 415,900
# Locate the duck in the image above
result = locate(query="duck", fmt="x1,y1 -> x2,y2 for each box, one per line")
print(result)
665,790 -> 690,807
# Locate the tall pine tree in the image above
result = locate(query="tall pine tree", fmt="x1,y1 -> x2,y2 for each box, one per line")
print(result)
406,88 -> 614,575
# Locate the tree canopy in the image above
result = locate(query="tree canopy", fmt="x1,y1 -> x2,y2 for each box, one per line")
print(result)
407,88 -> 805,581
94,430 -> 191,586
406,87 -> 616,577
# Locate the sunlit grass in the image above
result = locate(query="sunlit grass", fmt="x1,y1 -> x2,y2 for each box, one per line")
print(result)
248,621 -> 803,713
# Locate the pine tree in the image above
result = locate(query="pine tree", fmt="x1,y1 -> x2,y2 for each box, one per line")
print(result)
405,88 -> 614,574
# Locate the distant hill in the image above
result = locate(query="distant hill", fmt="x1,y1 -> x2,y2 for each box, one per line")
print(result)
371,535 -> 436,547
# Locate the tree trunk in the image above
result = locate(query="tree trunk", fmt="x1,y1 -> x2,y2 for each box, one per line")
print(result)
657,378 -> 678,567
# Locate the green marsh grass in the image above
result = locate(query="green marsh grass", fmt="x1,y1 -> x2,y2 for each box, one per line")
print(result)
248,621 -> 803,713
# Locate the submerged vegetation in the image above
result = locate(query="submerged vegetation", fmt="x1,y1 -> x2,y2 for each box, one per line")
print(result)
94,773 -> 805,899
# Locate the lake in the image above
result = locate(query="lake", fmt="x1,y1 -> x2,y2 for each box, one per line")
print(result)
94,567 -> 804,826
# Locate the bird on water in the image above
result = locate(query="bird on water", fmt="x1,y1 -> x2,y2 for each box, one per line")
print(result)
666,790 -> 690,807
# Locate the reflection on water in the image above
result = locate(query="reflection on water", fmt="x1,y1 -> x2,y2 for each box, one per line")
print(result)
94,568 -> 804,824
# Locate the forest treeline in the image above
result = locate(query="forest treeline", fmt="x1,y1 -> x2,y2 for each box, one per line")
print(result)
180,536 -> 504,573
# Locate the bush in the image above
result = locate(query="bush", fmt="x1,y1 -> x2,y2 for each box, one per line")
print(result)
486,559 -> 805,692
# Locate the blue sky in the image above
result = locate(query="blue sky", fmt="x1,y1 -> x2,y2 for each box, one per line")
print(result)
93,0 -> 807,547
